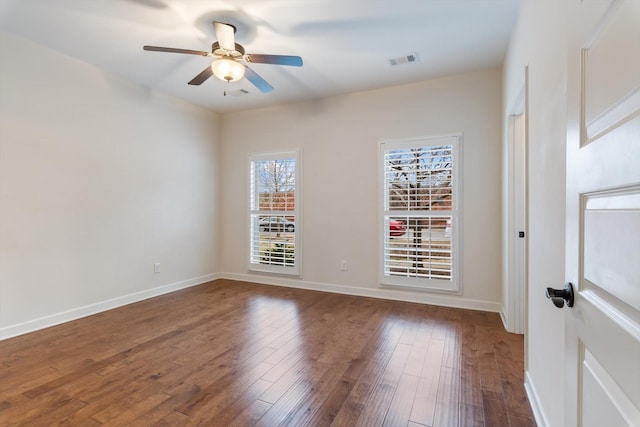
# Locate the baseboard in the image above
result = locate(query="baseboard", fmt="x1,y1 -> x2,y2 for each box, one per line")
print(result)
525,370 -> 549,427
221,272 -> 501,313
0,273 -> 220,341
1,272 -> 500,341
500,305 -> 509,331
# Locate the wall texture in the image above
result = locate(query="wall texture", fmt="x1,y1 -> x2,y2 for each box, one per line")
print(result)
220,68 -> 503,310
0,32 -> 221,338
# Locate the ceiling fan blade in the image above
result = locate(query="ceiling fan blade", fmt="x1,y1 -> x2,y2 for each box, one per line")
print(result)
245,54 -> 303,67
213,22 -> 236,52
143,46 -> 211,57
188,66 -> 214,85
244,66 -> 273,93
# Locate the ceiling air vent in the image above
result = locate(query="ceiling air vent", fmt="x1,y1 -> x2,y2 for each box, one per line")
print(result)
227,89 -> 250,97
389,53 -> 420,66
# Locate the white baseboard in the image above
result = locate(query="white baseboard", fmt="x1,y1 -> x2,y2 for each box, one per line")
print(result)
221,272 -> 501,313
0,273 -> 220,341
525,370 -> 549,427
500,305 -> 509,331
1,272 -> 501,341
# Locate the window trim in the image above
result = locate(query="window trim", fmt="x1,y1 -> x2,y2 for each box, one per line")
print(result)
378,134 -> 462,293
247,150 -> 302,276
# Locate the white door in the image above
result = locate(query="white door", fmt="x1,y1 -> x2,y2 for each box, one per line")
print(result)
564,0 -> 640,426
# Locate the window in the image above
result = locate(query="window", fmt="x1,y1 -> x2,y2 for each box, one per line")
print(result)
249,151 -> 301,275
380,135 -> 460,292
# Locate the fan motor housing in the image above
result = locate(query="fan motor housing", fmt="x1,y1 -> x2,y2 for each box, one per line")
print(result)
212,42 -> 245,58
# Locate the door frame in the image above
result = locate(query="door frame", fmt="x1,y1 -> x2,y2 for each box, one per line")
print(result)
503,71 -> 529,336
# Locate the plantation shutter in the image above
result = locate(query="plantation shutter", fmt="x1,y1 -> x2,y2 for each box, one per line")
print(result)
248,151 -> 301,276
380,135 -> 460,292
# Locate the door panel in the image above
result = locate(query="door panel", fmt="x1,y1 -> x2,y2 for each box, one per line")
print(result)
576,300 -> 640,426
566,0 -> 640,425
581,347 -> 638,427
583,189 -> 640,310
583,0 -> 640,134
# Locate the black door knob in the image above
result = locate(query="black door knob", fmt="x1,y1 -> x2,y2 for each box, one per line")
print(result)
546,282 -> 574,308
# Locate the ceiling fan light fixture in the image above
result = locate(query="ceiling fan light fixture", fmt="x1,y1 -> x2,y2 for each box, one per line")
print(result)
211,57 -> 245,82
144,21 -> 302,92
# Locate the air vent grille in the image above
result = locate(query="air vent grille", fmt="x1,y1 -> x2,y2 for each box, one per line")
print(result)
389,53 -> 420,66
227,89 -> 250,97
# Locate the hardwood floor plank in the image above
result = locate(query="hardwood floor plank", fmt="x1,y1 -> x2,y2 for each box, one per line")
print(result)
403,321 -> 433,377
259,356 -> 309,404
254,378 -> 314,426
57,369 -> 169,424
306,304 -> 390,426
460,402 -> 485,427
382,373 -> 420,427
461,324 -> 483,408
409,337 -> 445,426
0,279 -> 535,426
91,390 -> 171,425
60,417 -> 103,427
442,322 -> 462,370
508,410 -> 538,427
324,317 -> 403,426
354,342 -> 413,426
22,328 -> 183,399
482,389 -> 510,427
173,361 -> 274,420
433,366 -> 461,427
493,333 -> 535,421
269,363 -> 339,426
4,391 -> 86,425
0,365 -> 60,397
214,379 -> 274,426
477,350 -> 503,393
228,399 -> 272,427
302,306 -> 394,426
147,408 -> 191,426
304,377 -> 353,426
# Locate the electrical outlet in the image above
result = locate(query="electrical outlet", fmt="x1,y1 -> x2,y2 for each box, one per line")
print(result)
340,260 -> 348,271
153,262 -> 160,273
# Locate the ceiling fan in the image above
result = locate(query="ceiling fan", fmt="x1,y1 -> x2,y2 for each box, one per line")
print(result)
143,21 -> 303,93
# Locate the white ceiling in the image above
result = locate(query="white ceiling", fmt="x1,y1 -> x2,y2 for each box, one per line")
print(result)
0,0 -> 520,113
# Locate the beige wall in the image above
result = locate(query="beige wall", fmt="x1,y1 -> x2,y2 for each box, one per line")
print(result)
0,32 -> 221,337
220,68 -> 504,310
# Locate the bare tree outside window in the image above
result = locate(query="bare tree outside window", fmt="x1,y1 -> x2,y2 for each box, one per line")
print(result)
257,159 -> 296,211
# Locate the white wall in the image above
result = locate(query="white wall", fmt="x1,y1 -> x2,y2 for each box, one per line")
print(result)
220,68 -> 503,310
0,32 -> 221,338
503,2 -> 568,426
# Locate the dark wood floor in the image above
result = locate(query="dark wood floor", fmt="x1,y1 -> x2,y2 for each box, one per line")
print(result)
0,279 -> 535,426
